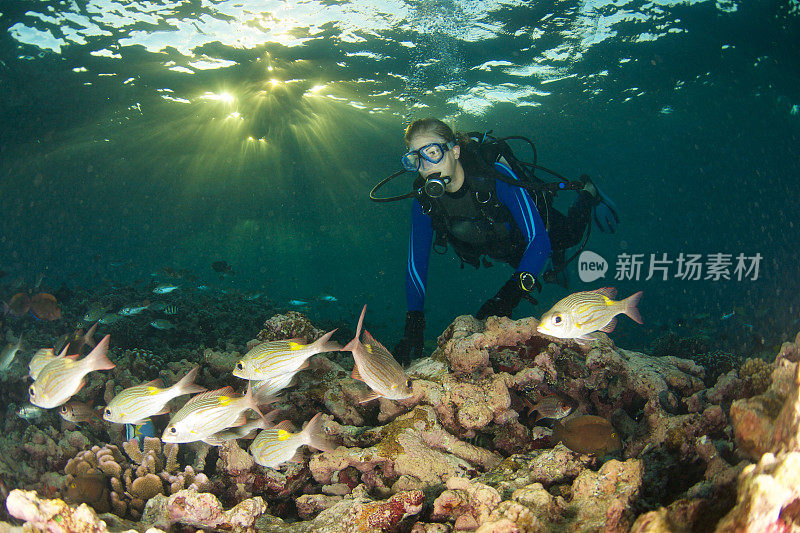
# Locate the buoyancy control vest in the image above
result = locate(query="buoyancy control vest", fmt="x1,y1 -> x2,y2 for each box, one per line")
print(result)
413,142 -> 529,269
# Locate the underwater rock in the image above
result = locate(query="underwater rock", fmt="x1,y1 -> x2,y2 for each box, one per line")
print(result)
257,311 -> 323,343
254,484 -> 423,533
140,488 -> 266,531
568,458 -> 644,532
715,451 -> 800,532
436,315 -> 540,374
310,405 -> 501,495
5,488 -> 141,533
730,360 -> 799,459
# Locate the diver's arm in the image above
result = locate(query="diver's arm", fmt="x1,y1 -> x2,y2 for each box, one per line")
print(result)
494,172 -> 552,275
405,199 -> 433,312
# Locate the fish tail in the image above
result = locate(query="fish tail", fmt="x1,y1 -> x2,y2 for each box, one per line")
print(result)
302,412 -> 335,453
343,305 -> 367,352
172,366 -> 206,396
623,291 -> 644,324
311,329 -> 340,354
244,381 -> 269,425
84,335 -> 115,371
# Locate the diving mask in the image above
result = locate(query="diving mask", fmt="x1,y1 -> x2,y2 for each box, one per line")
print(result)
401,141 -> 456,172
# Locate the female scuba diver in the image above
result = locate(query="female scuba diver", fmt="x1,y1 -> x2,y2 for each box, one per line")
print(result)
392,118 -> 619,364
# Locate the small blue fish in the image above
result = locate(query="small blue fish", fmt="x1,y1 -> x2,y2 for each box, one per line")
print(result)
319,295 -> 337,302
288,300 -> 308,306
150,319 -> 176,330
721,312 -> 735,320
125,419 -> 156,448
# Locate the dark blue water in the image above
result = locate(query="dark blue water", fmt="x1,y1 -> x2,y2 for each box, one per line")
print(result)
1,0 -> 798,353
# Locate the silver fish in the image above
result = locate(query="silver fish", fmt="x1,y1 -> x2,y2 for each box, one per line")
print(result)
232,330 -> 339,381
119,304 -> 149,316
28,347 -> 60,380
103,366 -> 206,424
537,288 -> 643,341
344,305 -> 412,402
150,319 -> 176,330
162,384 -> 265,444
28,335 -> 115,409
0,332 -> 24,372
202,417 -> 272,446
17,404 -> 45,422
249,413 -> 334,468
253,372 -> 300,405
153,283 -> 179,294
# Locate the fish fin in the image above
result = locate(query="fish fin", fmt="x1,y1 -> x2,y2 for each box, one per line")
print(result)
311,329 -> 341,354
84,322 -> 99,349
362,330 -> 403,367
342,337 -> 360,353
600,318 -> 617,333
358,391 -> 382,404
230,414 -> 247,427
302,412 -> 335,453
154,407 -> 170,416
289,450 -> 304,463
84,335 -> 114,371
244,381 -> 269,425
623,291 -> 644,324
144,378 -> 164,388
172,366 -> 206,396
588,287 -> 618,300
351,365 -> 364,382
275,420 -> 294,432
297,359 -> 310,370
186,386 -> 236,405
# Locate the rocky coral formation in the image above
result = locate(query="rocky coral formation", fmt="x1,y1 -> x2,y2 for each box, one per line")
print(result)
3,310 -> 800,532
63,436 -> 211,519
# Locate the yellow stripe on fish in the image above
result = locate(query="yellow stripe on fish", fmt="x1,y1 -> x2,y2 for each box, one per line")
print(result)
537,288 -> 643,341
232,330 -> 340,381
103,366 -> 205,424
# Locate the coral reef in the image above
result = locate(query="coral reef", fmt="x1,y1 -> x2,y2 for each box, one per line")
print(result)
63,436 -> 211,519
3,308 -> 800,532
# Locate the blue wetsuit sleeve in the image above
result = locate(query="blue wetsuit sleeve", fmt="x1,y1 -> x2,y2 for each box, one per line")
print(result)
494,164 -> 552,275
406,199 -> 433,312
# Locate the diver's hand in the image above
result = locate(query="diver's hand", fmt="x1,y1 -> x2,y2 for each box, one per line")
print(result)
476,272 -> 539,320
394,311 -> 425,365
593,194 -> 620,233
582,176 -> 620,233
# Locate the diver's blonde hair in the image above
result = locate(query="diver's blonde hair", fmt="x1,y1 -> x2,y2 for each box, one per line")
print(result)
404,118 -> 470,146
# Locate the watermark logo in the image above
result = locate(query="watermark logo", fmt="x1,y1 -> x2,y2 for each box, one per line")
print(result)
576,251 -> 763,282
578,250 -> 608,283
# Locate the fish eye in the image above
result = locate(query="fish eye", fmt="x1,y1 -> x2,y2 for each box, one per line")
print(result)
70,483 -> 76,489
169,427 -> 177,433
104,408 -> 111,416
28,385 -> 35,397
236,362 -> 244,370
60,406 -> 68,414
552,314 -> 563,325
406,379 -> 413,389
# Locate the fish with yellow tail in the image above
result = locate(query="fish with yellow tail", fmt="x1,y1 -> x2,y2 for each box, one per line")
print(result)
537,288 -> 643,343
232,329 -> 340,381
161,383 -> 266,444
28,335 -> 114,409
344,304 -> 413,403
103,366 -> 206,424
249,412 -> 335,469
